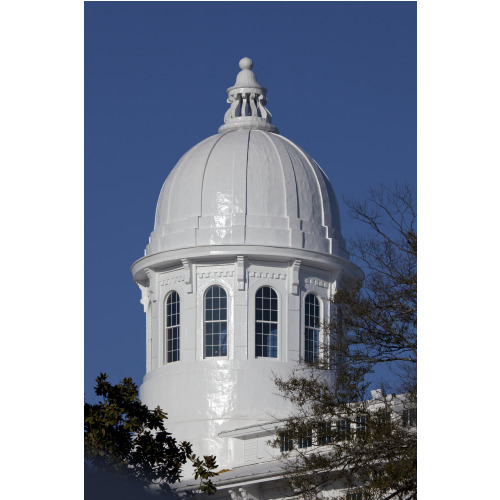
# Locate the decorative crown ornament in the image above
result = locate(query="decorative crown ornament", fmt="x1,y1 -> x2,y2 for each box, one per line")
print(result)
219,58 -> 278,133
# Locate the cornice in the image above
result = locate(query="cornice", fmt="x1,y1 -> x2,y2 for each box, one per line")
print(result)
131,244 -> 363,285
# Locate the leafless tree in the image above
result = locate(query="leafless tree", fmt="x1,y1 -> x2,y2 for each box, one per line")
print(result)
273,183 -> 417,500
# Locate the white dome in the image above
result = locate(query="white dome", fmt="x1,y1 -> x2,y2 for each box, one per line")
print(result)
133,58 -> 362,475
147,129 -> 347,258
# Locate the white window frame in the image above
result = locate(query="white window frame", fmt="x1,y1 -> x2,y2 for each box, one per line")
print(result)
254,285 -> 279,359
304,292 -> 322,363
203,284 -> 229,358
164,290 -> 181,364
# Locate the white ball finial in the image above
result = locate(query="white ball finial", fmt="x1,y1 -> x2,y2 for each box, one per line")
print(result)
239,57 -> 253,70
221,57 -> 278,133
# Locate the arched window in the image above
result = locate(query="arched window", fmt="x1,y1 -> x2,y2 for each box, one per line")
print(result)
255,286 -> 278,358
165,291 -> 180,363
305,293 -> 320,363
204,285 -> 228,357
147,302 -> 152,372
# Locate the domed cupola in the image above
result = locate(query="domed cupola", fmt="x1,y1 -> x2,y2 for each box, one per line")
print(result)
144,58 -> 348,263
131,58 -> 361,475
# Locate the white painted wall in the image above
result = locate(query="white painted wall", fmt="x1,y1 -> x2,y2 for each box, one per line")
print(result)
138,256 -> 348,470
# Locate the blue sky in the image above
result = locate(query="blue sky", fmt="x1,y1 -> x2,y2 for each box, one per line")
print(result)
84,1 -> 416,403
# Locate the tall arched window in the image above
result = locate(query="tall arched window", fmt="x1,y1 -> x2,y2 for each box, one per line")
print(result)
165,291 -> 180,363
255,286 -> 278,358
205,285 -> 228,357
147,302 -> 152,372
305,293 -> 320,363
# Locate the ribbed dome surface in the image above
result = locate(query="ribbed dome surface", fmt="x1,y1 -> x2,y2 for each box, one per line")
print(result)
146,128 -> 347,258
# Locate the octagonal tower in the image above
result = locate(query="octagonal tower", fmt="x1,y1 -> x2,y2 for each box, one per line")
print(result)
131,58 -> 362,471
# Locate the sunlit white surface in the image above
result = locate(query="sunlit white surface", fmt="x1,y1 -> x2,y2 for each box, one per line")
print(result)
132,58 -> 362,495
147,129 -> 347,259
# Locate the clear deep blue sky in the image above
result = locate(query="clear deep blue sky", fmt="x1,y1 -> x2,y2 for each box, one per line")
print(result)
84,1 -> 416,403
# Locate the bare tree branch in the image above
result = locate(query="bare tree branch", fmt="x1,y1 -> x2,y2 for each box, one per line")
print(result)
273,183 -> 417,500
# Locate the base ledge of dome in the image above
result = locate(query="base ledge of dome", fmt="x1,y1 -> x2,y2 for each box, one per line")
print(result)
131,244 -> 362,286
218,118 -> 278,134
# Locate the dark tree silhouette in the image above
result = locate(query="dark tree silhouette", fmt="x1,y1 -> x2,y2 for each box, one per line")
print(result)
84,373 -> 218,497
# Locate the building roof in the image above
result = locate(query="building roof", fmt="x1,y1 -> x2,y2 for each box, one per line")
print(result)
145,58 -> 348,261
176,459 -> 285,492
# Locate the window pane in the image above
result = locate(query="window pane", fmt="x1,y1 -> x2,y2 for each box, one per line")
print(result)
304,294 -> 320,363
317,422 -> 332,445
205,286 -> 228,357
255,286 -> 278,358
165,291 -> 180,364
336,419 -> 350,441
280,432 -> 293,452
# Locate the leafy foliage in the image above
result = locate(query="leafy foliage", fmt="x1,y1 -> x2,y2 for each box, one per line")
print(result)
274,183 -> 417,500
84,373 -> 218,496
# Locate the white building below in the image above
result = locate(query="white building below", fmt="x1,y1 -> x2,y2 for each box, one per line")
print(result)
175,390 -> 415,499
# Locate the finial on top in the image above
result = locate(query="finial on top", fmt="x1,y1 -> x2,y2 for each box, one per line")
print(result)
239,57 -> 253,70
219,58 -> 278,134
